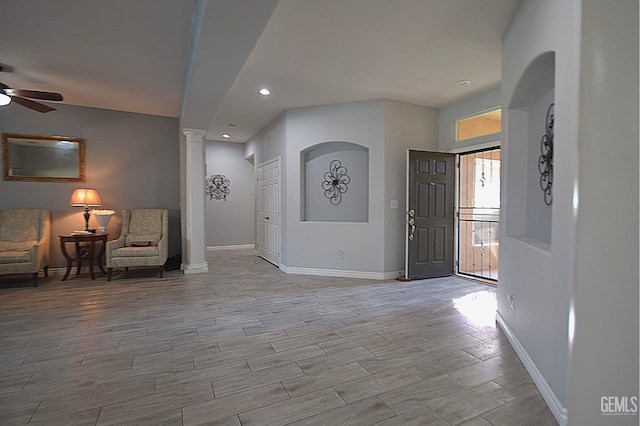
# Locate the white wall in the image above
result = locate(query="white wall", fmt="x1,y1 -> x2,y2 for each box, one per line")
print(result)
0,102 -> 181,268
499,0 -> 580,422
567,0 -> 639,424
204,141 -> 255,248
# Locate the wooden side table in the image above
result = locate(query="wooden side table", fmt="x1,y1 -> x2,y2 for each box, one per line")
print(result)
59,233 -> 108,281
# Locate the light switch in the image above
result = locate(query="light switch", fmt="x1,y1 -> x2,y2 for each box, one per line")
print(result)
390,200 -> 398,209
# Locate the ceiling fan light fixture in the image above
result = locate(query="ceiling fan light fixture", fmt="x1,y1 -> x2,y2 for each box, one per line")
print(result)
0,92 -> 11,106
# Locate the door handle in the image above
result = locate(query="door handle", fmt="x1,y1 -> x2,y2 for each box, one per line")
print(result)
408,209 -> 415,217
408,218 -> 415,241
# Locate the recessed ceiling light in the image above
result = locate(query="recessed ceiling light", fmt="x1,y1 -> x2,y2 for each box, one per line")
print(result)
455,80 -> 471,86
221,133 -> 231,139
259,88 -> 271,96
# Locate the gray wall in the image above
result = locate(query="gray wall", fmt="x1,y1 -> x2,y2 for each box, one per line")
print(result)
384,100 -> 439,272
303,142 -> 369,223
247,99 -> 439,277
245,112 -> 287,262
438,87 -> 501,152
525,87 -> 553,243
285,100 -> 386,273
0,102 -> 181,269
205,140 -> 255,247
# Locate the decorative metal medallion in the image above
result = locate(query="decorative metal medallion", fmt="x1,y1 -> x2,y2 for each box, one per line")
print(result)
538,103 -> 554,205
322,159 -> 350,205
206,174 -> 230,201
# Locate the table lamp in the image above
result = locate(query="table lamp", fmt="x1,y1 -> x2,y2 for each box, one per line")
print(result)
70,188 -> 102,231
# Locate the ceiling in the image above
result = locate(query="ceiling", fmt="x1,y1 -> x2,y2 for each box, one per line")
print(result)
0,0 -> 520,143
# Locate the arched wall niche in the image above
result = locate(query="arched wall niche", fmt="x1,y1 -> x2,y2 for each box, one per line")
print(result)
301,141 -> 369,222
506,51 -> 556,245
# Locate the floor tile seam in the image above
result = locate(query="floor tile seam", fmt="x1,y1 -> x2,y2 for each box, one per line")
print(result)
194,387 -> 282,424
485,379 -> 519,399
477,414 -> 499,426
286,365 -> 371,394
435,375 -> 516,404
446,373 -> 474,390
377,396 -> 451,425
5,353 -> 31,367
246,344 -> 328,371
337,365 -> 425,397
20,353 -> 84,369
439,395 -> 512,426
93,406 -> 102,426
210,380 -> 217,399
281,394 -> 388,426
12,372 -> 34,393
93,383 -> 217,424
448,363 -> 522,388
26,399 -> 42,423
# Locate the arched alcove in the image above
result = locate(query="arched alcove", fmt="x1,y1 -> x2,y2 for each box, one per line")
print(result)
301,141 -> 369,222
506,51 -> 555,245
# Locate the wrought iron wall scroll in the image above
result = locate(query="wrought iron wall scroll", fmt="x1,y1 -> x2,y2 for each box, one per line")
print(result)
322,159 -> 350,205
538,103 -> 554,205
206,174 -> 230,201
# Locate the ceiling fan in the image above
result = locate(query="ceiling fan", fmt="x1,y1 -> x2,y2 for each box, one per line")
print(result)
0,66 -> 64,113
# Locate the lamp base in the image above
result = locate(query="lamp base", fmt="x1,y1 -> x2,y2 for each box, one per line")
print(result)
83,207 -> 91,231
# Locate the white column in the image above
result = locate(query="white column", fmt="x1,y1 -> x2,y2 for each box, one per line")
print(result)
182,128 -> 209,274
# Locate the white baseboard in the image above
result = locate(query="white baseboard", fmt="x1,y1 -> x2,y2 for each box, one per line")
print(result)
279,265 -> 403,281
207,244 -> 255,252
496,312 -> 568,426
182,262 -> 209,275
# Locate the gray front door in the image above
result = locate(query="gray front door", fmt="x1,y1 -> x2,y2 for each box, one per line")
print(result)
406,150 -> 455,279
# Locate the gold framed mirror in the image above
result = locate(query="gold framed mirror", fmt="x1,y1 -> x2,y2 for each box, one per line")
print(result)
2,133 -> 85,182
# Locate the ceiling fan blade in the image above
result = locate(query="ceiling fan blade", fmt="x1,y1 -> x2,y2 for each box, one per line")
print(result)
10,96 -> 56,113
5,88 -> 63,101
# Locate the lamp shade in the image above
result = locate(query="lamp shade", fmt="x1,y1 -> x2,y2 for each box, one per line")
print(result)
70,188 -> 102,206
0,92 -> 11,107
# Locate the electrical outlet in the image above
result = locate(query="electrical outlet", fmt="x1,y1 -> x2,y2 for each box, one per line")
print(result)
337,250 -> 344,260
507,293 -> 516,310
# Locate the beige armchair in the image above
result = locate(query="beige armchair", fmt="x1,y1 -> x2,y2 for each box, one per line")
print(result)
0,209 -> 50,286
106,209 -> 168,280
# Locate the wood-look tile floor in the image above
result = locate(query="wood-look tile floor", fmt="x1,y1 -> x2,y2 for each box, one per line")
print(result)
0,249 -> 557,425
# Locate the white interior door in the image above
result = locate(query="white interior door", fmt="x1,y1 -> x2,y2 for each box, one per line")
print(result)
256,157 -> 280,266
